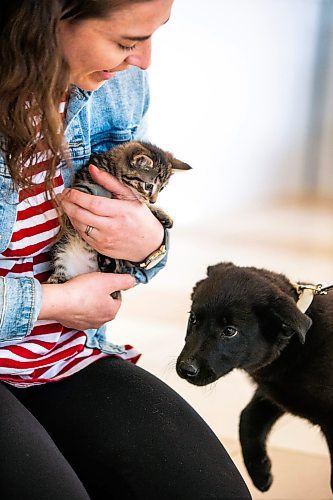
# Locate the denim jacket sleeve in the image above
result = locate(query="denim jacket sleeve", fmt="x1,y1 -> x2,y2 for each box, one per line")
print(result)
0,276 -> 42,342
0,160 -> 44,342
127,229 -> 169,285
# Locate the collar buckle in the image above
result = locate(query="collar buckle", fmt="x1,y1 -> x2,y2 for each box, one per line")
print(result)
291,281 -> 333,313
294,283 -> 325,295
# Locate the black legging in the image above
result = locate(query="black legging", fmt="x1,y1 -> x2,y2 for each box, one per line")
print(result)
1,357 -> 251,499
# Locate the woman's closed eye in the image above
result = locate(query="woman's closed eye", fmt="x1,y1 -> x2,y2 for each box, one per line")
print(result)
117,43 -> 137,52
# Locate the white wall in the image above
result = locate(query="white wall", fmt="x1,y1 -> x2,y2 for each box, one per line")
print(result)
147,0 -> 324,226
320,20 -> 333,194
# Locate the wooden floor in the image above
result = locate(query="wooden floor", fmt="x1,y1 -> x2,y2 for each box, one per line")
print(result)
224,438 -> 331,499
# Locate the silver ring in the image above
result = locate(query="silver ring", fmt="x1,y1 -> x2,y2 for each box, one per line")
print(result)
85,224 -> 94,237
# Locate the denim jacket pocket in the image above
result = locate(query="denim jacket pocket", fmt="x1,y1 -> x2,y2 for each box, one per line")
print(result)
63,118 -> 92,186
67,124 -> 90,160
91,130 -> 133,155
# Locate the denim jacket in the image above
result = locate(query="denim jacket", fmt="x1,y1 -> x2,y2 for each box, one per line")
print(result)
0,67 -> 168,345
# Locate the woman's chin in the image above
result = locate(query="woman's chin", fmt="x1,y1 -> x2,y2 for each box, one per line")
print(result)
70,72 -> 116,92
71,81 -> 106,92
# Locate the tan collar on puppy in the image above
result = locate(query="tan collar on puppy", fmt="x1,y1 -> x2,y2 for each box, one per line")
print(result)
291,282 -> 333,313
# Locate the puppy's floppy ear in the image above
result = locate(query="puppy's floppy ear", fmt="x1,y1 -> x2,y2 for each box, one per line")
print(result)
207,262 -> 235,276
191,278 -> 205,300
270,294 -> 312,344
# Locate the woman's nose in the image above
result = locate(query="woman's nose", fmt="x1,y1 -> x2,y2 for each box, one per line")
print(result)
125,39 -> 152,70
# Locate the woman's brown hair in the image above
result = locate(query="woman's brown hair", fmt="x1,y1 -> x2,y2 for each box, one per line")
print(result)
0,0 -> 153,194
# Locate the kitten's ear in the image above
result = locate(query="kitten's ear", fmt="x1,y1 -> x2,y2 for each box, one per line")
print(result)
171,158 -> 192,172
131,154 -> 154,169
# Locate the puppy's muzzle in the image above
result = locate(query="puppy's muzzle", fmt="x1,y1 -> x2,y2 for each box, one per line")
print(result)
177,359 -> 200,379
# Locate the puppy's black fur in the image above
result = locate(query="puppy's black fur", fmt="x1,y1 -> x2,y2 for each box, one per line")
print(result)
176,262 -> 333,493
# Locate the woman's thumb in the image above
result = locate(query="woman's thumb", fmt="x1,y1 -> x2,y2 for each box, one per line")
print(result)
104,273 -> 136,293
89,164 -> 138,200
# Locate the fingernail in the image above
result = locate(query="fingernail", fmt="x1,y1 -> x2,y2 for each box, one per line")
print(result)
89,164 -> 99,171
59,188 -> 70,199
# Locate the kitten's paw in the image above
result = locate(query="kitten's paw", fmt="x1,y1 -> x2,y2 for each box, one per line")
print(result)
98,255 -> 117,273
161,218 -> 173,229
46,274 -> 67,284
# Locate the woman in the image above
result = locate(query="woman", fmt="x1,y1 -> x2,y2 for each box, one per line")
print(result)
0,1 -> 251,498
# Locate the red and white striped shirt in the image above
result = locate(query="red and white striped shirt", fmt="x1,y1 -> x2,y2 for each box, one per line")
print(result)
0,99 -> 140,387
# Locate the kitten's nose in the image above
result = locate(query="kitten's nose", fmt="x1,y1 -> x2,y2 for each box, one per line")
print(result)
150,192 -> 158,203
177,359 -> 200,378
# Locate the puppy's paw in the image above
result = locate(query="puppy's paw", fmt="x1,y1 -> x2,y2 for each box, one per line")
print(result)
246,456 -> 273,492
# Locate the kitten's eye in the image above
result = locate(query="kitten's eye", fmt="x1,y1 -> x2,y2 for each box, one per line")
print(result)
145,183 -> 153,191
188,312 -> 197,325
222,326 -> 238,338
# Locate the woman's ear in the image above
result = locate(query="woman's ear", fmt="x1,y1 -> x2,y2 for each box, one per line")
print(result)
269,294 -> 312,344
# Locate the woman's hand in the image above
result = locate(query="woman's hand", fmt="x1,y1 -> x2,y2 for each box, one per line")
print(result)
39,272 -> 135,330
60,165 -> 164,263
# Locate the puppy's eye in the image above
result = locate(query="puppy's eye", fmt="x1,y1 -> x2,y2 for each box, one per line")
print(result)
222,326 -> 238,338
188,312 -> 197,325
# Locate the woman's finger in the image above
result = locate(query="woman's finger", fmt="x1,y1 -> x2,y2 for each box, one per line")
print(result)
61,188 -> 120,216
61,195 -> 109,227
89,164 -> 139,201
73,220 -> 101,241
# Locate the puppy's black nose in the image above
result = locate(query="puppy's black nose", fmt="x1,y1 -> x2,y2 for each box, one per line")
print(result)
178,360 -> 200,378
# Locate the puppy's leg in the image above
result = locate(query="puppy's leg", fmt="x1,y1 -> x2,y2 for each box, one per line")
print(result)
239,388 -> 284,492
321,424 -> 333,492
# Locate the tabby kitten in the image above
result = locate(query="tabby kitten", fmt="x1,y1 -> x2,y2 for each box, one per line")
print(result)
47,141 -> 191,285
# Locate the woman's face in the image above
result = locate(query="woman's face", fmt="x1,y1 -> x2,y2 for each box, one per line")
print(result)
59,0 -> 173,91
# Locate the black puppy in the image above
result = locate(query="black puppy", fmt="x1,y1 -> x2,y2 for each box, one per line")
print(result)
176,262 -> 333,493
